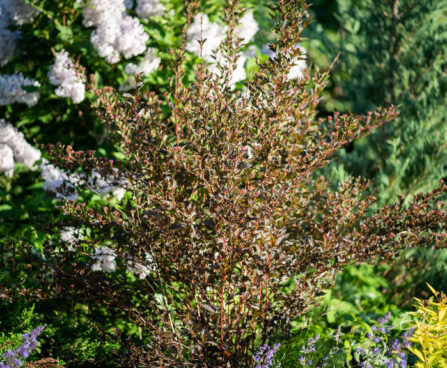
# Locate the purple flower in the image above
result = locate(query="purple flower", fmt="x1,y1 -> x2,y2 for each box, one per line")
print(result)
253,343 -> 281,368
15,345 -> 29,359
1,326 -> 45,368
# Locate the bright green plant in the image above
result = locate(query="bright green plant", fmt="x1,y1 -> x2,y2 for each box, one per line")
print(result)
408,285 -> 447,368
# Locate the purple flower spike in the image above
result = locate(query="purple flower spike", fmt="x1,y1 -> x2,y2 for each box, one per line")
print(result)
1,325 -> 45,368
253,343 -> 281,368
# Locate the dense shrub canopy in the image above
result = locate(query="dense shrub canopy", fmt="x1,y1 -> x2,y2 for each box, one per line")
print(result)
2,0 -> 447,367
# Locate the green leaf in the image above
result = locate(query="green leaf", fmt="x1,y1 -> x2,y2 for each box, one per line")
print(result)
56,24 -> 74,43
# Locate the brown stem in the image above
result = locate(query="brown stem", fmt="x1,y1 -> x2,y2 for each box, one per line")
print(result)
220,274 -> 227,365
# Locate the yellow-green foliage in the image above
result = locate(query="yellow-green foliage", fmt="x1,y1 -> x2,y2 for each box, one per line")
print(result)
409,285 -> 447,368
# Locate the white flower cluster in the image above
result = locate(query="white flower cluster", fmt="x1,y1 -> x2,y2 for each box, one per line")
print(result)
0,143 -> 14,176
41,165 -> 127,201
120,48 -> 160,91
80,0 -> 149,63
286,45 -> 307,81
208,52 -> 247,87
48,50 -> 85,104
59,227 -> 85,251
186,11 -> 258,86
186,13 -> 225,61
234,11 -> 258,45
0,120 -> 41,176
40,160 -> 78,200
0,0 -> 39,66
0,7 -> 18,66
135,0 -> 165,19
0,73 -> 40,106
91,246 -> 117,273
125,47 -> 160,75
127,251 -> 156,279
124,0 -> 133,8
87,169 -> 126,201
90,245 -> 156,277
263,44 -> 307,81
80,0 -> 124,27
0,0 -> 39,25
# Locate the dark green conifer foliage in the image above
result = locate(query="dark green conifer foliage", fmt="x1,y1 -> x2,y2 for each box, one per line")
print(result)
326,0 -> 447,205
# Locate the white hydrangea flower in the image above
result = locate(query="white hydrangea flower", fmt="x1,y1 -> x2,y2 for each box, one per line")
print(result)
59,227 -> 84,251
0,6 -> 19,66
0,0 -> 39,25
187,11 -> 258,87
48,50 -> 85,104
264,44 -> 307,81
80,0 -> 148,63
60,227 -> 79,244
124,0 -> 134,8
45,168 -> 125,201
100,186 -> 126,201
120,48 -> 160,91
287,45 -> 307,80
209,51 -> 247,87
90,14 -> 148,63
127,252 -> 156,279
40,162 -> 68,191
0,0 -> 39,66
135,0 -> 164,18
186,13 -> 226,62
125,48 -> 160,75
87,169 -> 126,201
80,0 -> 125,28
40,159 -> 78,200
0,143 -> 14,176
114,16 -> 148,59
91,246 -> 117,273
40,163 -> 126,201
0,27 -> 17,66
0,120 -> 41,172
0,73 -> 40,106
90,22 -> 121,63
234,10 -> 258,45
